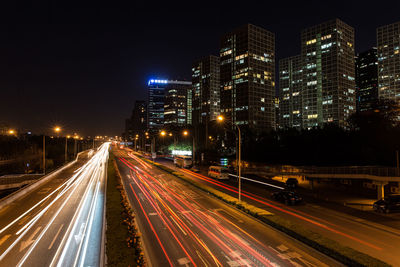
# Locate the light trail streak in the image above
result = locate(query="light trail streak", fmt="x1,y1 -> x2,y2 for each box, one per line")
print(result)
131,166 -> 274,267
129,183 -> 174,267
0,164 -> 87,236
129,171 -> 197,267
121,157 -> 277,266
16,169 -> 98,267
127,153 -> 383,253
228,173 -> 285,190
52,143 -> 109,267
1,143 -> 110,266
176,167 -> 383,251
0,153 -> 97,262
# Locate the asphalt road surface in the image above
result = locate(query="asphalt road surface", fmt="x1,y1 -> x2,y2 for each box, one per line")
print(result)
147,156 -> 400,266
0,143 -> 109,266
114,147 -> 342,267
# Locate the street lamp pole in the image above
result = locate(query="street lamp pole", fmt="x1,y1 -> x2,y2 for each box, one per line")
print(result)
234,124 -> 241,202
217,115 -> 242,202
65,136 -> 68,163
43,135 -> 46,174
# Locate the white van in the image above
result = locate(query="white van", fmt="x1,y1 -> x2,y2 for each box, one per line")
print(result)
174,155 -> 193,168
208,166 -> 229,179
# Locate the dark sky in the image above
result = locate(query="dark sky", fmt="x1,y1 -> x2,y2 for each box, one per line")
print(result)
1,1 -> 399,136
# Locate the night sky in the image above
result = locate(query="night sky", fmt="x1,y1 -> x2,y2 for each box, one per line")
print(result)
1,1 -> 399,136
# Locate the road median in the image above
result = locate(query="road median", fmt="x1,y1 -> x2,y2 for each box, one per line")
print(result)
142,157 -> 390,267
105,153 -> 144,266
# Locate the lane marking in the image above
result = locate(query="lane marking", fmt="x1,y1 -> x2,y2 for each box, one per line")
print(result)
0,234 -> 11,246
48,224 -> 64,250
277,244 -> 288,252
20,226 -> 42,252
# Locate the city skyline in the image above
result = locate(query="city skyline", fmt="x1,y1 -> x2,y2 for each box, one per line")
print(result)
1,2 -> 400,135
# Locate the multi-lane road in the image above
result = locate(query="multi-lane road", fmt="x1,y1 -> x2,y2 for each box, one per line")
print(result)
0,143 -> 109,266
114,147 -> 341,267
150,155 -> 400,266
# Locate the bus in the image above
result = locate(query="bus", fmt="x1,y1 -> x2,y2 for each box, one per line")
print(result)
208,166 -> 229,179
174,155 -> 193,168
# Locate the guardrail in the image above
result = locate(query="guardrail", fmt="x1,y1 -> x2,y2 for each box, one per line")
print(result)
0,174 -> 42,186
0,150 -> 89,210
244,165 -> 400,177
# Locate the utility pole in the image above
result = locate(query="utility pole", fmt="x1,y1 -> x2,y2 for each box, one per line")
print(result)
193,135 -> 195,164
43,135 -> 46,174
65,136 -> 68,163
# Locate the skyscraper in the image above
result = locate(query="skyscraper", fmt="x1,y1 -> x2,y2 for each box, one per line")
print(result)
278,55 -> 303,129
124,100 -> 147,141
164,80 -> 192,126
377,21 -> 400,103
131,100 -> 147,132
301,19 -> 356,129
148,79 -> 167,130
192,55 -> 220,126
148,79 -> 192,129
220,24 -> 275,133
355,48 -> 378,112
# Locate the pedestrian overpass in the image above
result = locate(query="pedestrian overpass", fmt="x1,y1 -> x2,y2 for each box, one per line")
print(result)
242,165 -> 400,200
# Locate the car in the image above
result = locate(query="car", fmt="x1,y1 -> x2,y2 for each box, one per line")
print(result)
373,194 -> 400,213
208,166 -> 230,179
271,190 -> 302,205
285,178 -> 299,189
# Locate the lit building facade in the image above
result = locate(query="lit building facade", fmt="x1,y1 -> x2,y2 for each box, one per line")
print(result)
148,79 -> 192,129
147,79 -> 167,129
355,48 -> 378,112
220,24 -> 275,132
377,21 -> 400,103
163,80 -> 192,126
301,19 -> 356,128
192,55 -> 220,126
279,55 -> 303,129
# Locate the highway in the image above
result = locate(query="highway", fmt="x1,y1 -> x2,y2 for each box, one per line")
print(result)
0,142 -> 109,266
147,156 -> 400,266
114,147 -> 341,267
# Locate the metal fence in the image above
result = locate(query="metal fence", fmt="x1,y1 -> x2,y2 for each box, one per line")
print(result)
0,174 -> 42,185
244,165 -> 400,177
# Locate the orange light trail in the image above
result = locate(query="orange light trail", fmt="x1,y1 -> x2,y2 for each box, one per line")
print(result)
127,154 -> 383,251
120,157 -> 278,266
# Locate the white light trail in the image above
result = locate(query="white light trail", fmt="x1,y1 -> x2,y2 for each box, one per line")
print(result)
1,143 -> 110,266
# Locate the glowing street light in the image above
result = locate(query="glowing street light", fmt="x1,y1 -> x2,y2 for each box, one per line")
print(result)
8,129 -> 16,135
217,115 -> 242,202
182,130 -> 195,163
160,131 -> 166,136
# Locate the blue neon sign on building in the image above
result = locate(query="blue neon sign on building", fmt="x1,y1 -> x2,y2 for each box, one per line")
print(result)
148,79 -> 168,86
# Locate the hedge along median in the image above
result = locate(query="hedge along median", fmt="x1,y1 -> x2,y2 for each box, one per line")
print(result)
141,157 -> 390,267
106,153 -> 144,266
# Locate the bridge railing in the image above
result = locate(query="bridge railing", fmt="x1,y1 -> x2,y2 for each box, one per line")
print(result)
0,174 -> 42,185
244,165 -> 400,177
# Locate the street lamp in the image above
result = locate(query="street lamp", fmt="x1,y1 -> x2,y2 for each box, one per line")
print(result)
8,129 -> 16,135
217,115 -> 242,202
74,134 -> 79,158
65,135 -> 71,163
135,134 -> 139,151
183,130 -> 195,164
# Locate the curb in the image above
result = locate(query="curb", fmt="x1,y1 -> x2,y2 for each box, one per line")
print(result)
0,150 -> 87,210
